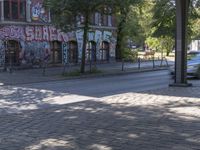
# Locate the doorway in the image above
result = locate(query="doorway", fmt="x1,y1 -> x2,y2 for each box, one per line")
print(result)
50,41 -> 62,64
5,40 -> 20,66
87,41 -> 97,62
100,41 -> 110,61
68,41 -> 78,63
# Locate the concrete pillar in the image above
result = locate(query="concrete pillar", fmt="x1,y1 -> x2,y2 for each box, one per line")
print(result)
171,0 -> 191,87
1,0 -> 4,21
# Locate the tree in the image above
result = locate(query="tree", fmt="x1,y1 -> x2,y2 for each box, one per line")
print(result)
44,0 -> 106,73
109,0 -> 144,60
151,0 -> 200,55
127,0 -> 155,49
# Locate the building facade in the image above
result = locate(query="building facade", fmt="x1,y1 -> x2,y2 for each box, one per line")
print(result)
0,0 -> 117,68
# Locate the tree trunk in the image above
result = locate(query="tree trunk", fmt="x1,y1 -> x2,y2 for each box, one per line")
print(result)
116,9 -> 128,61
80,13 -> 89,73
166,51 -> 170,56
116,23 -> 124,61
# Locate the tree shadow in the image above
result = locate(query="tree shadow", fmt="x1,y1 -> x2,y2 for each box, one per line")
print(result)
0,100 -> 199,150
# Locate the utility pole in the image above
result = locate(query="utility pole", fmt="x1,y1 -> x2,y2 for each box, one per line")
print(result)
170,0 -> 191,87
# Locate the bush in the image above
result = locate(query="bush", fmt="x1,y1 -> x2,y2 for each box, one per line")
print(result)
122,48 -> 138,61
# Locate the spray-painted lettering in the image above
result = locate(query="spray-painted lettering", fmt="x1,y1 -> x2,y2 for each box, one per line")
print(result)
0,26 -> 25,40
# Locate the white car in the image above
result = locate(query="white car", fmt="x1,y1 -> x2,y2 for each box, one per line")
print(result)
170,54 -> 200,78
187,54 -> 200,78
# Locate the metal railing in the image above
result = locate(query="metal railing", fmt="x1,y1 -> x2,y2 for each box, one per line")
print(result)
121,56 -> 169,71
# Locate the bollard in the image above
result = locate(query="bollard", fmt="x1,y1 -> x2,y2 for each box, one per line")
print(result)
160,57 -> 163,66
42,66 -> 46,76
122,59 -> 124,71
89,59 -> 92,73
138,58 -> 141,69
153,57 -> 155,68
42,62 -> 47,76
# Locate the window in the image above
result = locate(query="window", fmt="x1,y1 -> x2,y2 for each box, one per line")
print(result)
95,12 -> 101,26
4,0 -> 26,21
108,15 -> 112,26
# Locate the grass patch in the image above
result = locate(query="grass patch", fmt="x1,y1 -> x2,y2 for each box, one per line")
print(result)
63,68 -> 102,77
63,69 -> 81,77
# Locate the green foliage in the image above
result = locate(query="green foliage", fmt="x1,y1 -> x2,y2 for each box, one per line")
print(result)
146,37 -> 161,51
145,36 -> 174,56
114,0 -> 154,56
151,0 -> 176,38
110,0 -> 144,59
159,36 -> 174,56
122,48 -> 138,61
151,0 -> 200,41
44,0 -> 105,31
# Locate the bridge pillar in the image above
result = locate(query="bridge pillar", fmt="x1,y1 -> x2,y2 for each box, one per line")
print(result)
170,0 -> 192,87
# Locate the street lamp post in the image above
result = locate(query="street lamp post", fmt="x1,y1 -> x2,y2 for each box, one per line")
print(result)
170,0 -> 192,87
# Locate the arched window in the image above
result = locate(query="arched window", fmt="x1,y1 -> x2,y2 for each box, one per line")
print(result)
4,0 -> 26,21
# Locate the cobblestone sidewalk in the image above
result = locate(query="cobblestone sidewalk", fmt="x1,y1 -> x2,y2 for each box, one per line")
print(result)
0,85 -> 199,150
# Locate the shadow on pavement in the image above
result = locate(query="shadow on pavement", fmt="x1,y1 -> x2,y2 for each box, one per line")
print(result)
0,100 -> 199,150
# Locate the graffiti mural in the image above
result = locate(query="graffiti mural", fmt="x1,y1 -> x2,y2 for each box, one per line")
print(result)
0,40 -> 5,66
62,43 -> 68,64
88,31 -> 95,41
76,30 -> 84,59
19,41 -> 50,65
95,30 -> 103,59
103,31 -> 116,58
103,31 -> 112,42
110,37 -> 117,57
25,26 -> 76,42
0,26 -> 25,40
31,0 -> 49,23
0,24 -> 117,66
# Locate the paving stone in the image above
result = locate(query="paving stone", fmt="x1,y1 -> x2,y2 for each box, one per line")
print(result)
0,85 -> 200,149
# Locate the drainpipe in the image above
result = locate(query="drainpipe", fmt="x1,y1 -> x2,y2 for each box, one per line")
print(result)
26,0 -> 31,22
1,0 -> 4,21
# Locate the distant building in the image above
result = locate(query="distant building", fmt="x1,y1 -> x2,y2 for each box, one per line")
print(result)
0,0 -> 117,68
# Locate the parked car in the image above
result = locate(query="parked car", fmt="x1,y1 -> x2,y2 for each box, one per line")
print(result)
170,53 -> 200,78
187,50 -> 200,55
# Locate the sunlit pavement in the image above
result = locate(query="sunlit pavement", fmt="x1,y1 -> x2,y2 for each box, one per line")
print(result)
0,75 -> 200,150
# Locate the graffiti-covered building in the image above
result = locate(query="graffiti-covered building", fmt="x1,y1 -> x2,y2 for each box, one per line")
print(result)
0,0 -> 117,68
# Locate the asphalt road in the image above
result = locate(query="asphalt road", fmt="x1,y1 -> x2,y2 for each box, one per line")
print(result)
23,70 -> 172,98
